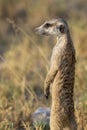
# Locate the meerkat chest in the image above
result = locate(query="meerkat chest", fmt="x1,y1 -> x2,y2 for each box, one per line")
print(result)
50,43 -> 66,66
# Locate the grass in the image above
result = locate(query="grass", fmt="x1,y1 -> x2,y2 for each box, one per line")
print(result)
0,0 -> 87,129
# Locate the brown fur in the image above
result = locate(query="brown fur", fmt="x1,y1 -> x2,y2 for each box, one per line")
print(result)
36,18 -> 77,130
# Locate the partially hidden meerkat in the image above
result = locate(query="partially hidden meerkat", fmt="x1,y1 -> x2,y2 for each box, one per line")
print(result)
35,18 -> 77,130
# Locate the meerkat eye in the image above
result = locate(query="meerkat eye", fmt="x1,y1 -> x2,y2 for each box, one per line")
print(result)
44,23 -> 52,28
59,24 -> 65,33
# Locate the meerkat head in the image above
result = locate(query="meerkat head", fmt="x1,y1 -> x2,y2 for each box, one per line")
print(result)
35,18 -> 69,37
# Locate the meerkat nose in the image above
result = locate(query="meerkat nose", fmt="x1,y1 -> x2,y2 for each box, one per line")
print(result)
35,27 -> 40,33
35,27 -> 44,35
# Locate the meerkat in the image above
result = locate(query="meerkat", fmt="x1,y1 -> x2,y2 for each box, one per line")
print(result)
35,18 -> 77,130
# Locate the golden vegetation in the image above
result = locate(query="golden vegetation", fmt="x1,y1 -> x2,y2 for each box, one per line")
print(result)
0,0 -> 87,129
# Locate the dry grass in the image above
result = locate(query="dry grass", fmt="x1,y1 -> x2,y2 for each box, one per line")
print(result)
0,0 -> 87,130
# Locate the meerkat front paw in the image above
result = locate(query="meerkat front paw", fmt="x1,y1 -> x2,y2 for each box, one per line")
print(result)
44,88 -> 50,99
44,82 -> 50,99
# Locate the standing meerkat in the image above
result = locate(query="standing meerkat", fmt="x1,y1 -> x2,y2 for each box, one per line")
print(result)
35,18 -> 77,130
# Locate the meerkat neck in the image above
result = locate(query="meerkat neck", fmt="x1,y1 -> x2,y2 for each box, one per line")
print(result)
56,32 -> 72,45
56,34 -> 67,45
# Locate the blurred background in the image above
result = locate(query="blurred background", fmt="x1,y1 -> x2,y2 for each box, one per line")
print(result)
0,0 -> 87,129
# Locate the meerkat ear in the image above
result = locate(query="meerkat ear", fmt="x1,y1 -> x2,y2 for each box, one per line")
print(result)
59,24 -> 65,33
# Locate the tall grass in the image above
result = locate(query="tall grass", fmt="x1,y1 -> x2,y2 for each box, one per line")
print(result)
0,0 -> 87,129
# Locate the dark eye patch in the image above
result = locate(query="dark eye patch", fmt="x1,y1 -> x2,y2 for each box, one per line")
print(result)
44,23 -> 53,28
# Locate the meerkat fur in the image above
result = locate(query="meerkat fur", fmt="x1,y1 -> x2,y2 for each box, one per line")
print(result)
35,18 -> 77,130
